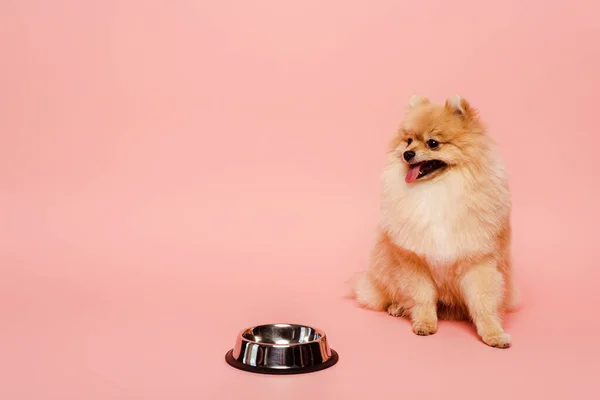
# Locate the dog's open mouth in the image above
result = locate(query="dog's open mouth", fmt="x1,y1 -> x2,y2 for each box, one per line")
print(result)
405,160 -> 447,183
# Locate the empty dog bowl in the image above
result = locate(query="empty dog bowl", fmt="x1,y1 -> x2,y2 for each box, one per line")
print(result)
225,323 -> 339,375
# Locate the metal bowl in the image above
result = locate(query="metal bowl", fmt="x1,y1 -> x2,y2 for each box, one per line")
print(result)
225,323 -> 339,375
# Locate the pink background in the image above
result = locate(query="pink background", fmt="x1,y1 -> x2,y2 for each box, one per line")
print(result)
1,0 -> 599,398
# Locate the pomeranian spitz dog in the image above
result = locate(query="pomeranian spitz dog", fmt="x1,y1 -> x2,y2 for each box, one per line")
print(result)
354,95 -> 518,348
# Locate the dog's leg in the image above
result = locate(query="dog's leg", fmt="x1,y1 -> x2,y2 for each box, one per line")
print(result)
353,233 -> 396,311
354,271 -> 389,311
359,232 -> 438,335
385,244 -> 438,335
460,257 -> 511,348
400,268 -> 438,336
382,249 -> 438,335
386,302 -> 406,317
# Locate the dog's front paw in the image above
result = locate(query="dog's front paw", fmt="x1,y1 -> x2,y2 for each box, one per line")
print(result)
482,332 -> 511,348
412,320 -> 437,336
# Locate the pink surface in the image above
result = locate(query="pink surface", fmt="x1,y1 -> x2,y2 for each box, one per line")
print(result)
1,1 -> 600,398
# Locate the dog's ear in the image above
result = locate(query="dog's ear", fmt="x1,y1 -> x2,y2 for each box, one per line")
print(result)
445,95 -> 477,120
407,95 -> 430,109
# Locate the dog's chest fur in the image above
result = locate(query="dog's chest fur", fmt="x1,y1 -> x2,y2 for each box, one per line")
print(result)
379,163 -> 508,271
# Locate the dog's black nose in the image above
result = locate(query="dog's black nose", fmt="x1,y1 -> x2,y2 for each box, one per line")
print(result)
403,150 -> 415,161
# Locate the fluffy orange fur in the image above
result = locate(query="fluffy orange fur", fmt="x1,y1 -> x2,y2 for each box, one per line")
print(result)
354,95 -> 518,348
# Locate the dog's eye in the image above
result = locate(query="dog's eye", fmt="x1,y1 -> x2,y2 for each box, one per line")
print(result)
427,139 -> 439,149
407,138 -> 412,145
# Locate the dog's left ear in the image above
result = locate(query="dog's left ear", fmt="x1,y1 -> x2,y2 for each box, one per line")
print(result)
445,95 -> 477,120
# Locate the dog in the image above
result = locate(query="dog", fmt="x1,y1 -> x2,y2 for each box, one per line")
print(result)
353,95 -> 518,348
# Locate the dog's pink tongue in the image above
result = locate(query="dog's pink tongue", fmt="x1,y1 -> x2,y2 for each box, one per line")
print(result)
405,164 -> 422,183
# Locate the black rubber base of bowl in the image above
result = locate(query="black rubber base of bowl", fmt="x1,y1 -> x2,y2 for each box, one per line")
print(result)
225,349 -> 339,375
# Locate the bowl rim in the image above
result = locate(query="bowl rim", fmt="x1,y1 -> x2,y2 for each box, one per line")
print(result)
237,323 -> 327,347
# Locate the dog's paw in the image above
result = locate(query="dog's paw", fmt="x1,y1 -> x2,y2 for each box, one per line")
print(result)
482,332 -> 511,349
387,303 -> 405,317
412,320 -> 437,336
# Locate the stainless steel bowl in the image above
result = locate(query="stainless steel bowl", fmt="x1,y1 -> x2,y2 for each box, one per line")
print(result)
225,323 -> 339,374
